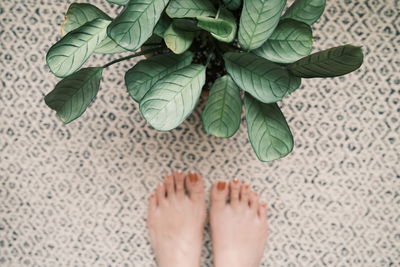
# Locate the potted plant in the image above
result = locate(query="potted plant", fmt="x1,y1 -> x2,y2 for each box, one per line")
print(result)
45,0 -> 363,161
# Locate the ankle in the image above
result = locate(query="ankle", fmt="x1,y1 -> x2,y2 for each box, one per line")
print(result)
158,249 -> 201,267
159,258 -> 200,267
214,252 -> 259,267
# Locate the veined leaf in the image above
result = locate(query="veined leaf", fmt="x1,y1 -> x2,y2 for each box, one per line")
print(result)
166,0 -> 216,18
107,0 -> 169,51
164,23 -> 195,54
60,3 -> 127,54
202,75 -> 242,138
106,0 -> 130,5
197,7 -> 237,43
223,0 -> 242,10
154,14 -> 172,37
288,45 -> 364,78
140,64 -> 206,131
224,52 -> 301,103
238,0 -> 286,50
61,3 -> 110,35
244,94 -> 293,162
282,0 -> 326,25
95,38 -> 128,54
47,18 -> 110,78
45,67 -> 103,124
253,19 -> 313,63
125,52 -> 193,102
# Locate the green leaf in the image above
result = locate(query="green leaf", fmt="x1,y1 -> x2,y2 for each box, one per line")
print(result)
125,51 -> 193,102
202,75 -> 242,138
288,45 -> 364,78
47,18 -> 110,78
173,18 -> 201,32
281,0 -> 326,25
166,0 -> 216,18
95,37 -> 128,54
164,23 -> 195,54
60,3 -> 128,55
106,0 -> 130,5
141,35 -> 163,49
197,7 -> 237,43
107,0 -> 169,51
238,0 -> 286,50
154,13 -> 172,37
61,3 -> 110,35
223,0 -> 242,10
244,94 -> 293,162
224,52 -> 301,103
45,67 -> 103,124
140,64 -> 206,131
253,19 -> 313,64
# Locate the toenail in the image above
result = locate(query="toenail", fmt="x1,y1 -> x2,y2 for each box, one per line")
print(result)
189,173 -> 198,183
244,185 -> 250,190
233,178 -> 239,184
217,181 -> 226,191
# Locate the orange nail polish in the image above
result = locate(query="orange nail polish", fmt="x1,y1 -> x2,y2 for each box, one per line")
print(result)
233,178 -> 239,184
244,184 -> 250,190
189,173 -> 198,183
217,181 -> 226,191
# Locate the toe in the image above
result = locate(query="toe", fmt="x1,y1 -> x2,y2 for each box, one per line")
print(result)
240,184 -> 250,205
149,193 -> 157,210
164,174 -> 175,197
258,203 -> 267,219
229,179 -> 241,207
156,184 -> 166,205
186,172 -> 204,201
249,192 -> 260,213
147,194 -> 157,227
211,181 -> 229,208
173,171 -> 185,197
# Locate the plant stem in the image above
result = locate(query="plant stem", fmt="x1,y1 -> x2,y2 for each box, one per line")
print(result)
102,46 -> 164,68
205,53 -> 213,67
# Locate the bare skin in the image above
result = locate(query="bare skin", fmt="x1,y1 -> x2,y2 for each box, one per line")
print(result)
147,171 -> 206,267
147,173 -> 268,267
210,179 -> 268,267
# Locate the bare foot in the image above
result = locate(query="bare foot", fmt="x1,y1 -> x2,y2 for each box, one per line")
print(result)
147,171 -> 206,267
210,179 -> 268,267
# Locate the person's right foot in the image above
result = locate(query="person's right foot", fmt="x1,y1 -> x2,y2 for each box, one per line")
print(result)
210,179 -> 268,267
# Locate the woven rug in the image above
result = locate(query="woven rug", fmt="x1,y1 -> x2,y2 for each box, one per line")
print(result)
0,0 -> 399,266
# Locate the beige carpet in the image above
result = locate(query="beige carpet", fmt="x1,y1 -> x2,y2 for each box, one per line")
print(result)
0,0 -> 399,266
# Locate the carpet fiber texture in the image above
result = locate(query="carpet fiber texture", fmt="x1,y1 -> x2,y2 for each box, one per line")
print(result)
0,0 -> 399,266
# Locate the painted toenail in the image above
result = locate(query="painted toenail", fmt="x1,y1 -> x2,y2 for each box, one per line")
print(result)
244,185 -> 250,190
189,173 -> 198,183
233,178 -> 239,184
217,181 -> 226,191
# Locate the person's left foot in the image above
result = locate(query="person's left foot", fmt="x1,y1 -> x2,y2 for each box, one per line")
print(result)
147,171 -> 206,267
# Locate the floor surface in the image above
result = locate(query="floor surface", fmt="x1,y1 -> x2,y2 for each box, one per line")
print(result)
0,0 -> 399,266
